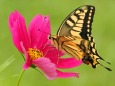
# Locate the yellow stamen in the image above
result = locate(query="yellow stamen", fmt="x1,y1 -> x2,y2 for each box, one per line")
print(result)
28,48 -> 43,60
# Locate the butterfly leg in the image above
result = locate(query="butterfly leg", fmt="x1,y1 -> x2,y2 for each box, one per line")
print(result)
57,44 -> 60,64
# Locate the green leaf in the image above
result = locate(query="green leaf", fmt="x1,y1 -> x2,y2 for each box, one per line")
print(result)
0,55 -> 15,72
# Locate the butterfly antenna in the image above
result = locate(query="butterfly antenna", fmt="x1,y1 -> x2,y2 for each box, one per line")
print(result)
98,62 -> 112,71
43,16 -> 60,64
56,45 -> 60,64
38,16 -> 51,35
38,28 -> 50,34
44,16 -> 52,38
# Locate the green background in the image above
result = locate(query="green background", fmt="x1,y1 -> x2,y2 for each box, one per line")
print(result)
0,0 -> 114,86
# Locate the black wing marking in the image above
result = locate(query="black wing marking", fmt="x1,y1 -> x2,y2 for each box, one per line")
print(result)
88,36 -> 111,65
57,5 -> 95,40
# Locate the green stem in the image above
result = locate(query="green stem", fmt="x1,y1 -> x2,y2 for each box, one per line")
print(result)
17,70 -> 25,86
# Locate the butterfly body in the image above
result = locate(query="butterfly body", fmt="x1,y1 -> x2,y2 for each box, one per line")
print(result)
49,5 -> 111,71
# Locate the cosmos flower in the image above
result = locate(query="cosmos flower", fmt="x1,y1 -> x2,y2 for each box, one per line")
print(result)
8,11 -> 82,80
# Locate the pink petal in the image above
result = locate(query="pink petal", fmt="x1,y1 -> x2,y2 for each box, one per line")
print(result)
23,52 -> 32,70
32,57 -> 57,80
43,41 -> 64,62
57,58 -> 83,69
28,15 -> 51,49
57,70 -> 79,78
8,11 -> 30,53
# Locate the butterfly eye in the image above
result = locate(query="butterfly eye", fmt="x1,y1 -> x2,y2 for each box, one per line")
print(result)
49,35 -> 57,40
48,35 -> 51,39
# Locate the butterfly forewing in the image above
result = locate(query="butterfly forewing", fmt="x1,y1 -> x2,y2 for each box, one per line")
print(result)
57,5 -> 95,40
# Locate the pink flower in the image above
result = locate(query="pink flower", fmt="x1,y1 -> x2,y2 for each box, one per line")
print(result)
8,11 -> 82,80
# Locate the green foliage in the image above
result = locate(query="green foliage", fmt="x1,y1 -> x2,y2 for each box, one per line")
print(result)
0,0 -> 115,86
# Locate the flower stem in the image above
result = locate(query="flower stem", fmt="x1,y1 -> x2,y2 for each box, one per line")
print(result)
17,70 -> 25,86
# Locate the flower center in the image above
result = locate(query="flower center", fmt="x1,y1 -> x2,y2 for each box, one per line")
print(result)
28,48 -> 43,60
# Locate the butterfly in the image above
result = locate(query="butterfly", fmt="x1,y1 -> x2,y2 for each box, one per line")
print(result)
49,5 -> 112,71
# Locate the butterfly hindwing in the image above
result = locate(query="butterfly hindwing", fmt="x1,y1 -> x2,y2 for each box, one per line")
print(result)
57,5 -> 95,41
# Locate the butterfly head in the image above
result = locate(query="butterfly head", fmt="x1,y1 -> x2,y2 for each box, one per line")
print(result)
49,35 -> 59,49
49,35 -> 57,40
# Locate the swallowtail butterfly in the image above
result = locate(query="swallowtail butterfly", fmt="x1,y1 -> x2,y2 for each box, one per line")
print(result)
49,5 -> 112,71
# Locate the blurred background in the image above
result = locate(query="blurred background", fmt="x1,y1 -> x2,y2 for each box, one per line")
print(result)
0,0 -> 115,86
